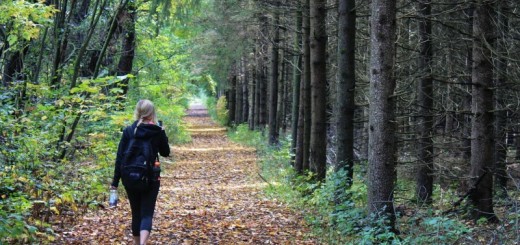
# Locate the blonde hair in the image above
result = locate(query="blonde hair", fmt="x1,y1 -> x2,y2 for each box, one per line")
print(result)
134,99 -> 157,127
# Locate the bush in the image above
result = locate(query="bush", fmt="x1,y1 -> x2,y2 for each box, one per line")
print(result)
215,96 -> 229,126
205,96 -> 218,120
204,95 -> 229,126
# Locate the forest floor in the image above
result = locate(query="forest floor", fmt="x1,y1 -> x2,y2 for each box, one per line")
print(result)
54,103 -> 317,244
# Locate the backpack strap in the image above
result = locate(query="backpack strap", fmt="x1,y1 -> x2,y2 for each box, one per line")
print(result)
124,124 -> 160,164
121,125 -> 137,164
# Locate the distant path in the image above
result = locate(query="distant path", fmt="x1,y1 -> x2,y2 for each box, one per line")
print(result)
55,103 -> 316,244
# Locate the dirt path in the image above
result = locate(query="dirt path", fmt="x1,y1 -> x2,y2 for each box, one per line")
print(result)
56,104 -> 316,244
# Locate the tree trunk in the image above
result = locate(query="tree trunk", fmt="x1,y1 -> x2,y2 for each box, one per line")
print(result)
236,65 -> 243,124
70,0 -> 105,89
416,0 -> 434,203
469,0 -> 497,222
32,27 -> 49,85
250,61 -> 257,130
336,0 -> 356,185
260,66 -> 268,128
51,0 -> 77,87
494,0 -> 509,192
93,0 -> 130,78
258,15 -> 269,129
291,5 -> 302,166
2,47 -> 28,87
278,44 -> 287,135
462,7 -> 473,162
242,59 -> 249,124
309,0 -> 328,181
269,8 -> 280,145
228,75 -> 237,126
116,0 -> 136,96
254,48 -> 262,129
302,0 -> 312,172
295,71 -> 306,173
367,0 -> 397,229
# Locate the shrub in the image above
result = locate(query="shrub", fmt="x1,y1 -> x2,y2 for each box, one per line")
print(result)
215,96 -> 229,126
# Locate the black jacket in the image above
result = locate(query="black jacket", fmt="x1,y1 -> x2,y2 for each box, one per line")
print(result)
111,121 -> 170,187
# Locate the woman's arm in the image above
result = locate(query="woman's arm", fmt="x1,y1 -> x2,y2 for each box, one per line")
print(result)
158,130 -> 170,157
111,128 -> 130,187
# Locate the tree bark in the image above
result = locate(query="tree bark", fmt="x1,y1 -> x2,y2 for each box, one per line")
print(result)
51,0 -> 77,87
367,0 -> 397,229
278,43 -> 287,135
251,58 -> 258,130
228,74 -> 237,126
336,0 -> 356,185
309,0 -> 328,181
269,8 -> 280,145
469,0 -> 497,222
462,7 -> 473,162
494,0 -> 509,192
241,71 -> 246,124
302,0 -> 312,172
242,58 -> 249,124
258,15 -> 269,129
291,5 -> 302,166
116,0 -> 136,96
295,71 -> 306,173
416,0 -> 434,203
236,64 -> 243,124
254,46 -> 262,129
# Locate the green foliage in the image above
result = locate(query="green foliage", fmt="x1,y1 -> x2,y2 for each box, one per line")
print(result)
0,79 -> 124,242
229,124 -> 302,203
190,0 -> 254,87
215,96 -> 229,126
0,0 -> 202,242
205,96 -> 217,120
128,19 -> 200,143
227,126 -> 478,244
155,98 -> 191,144
0,0 -> 57,51
404,216 -> 471,244
229,124 -> 264,148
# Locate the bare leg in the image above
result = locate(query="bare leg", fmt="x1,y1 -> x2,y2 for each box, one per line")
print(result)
140,230 -> 150,245
133,236 -> 139,245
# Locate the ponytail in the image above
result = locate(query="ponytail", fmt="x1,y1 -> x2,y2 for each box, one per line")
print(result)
134,118 -> 143,134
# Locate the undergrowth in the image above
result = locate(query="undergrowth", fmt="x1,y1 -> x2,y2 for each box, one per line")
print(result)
227,123 -> 520,244
0,86 -> 190,243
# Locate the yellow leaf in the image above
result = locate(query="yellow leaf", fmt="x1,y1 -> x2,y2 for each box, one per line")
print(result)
17,176 -> 28,183
50,206 -> 60,215
47,235 -> 55,242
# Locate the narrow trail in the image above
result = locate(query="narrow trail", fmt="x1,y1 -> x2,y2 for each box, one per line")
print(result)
56,104 -> 316,244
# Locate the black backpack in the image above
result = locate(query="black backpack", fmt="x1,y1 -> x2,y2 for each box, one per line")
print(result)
121,126 -> 156,192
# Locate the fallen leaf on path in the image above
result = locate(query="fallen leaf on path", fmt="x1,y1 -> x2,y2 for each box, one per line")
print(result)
54,106 -> 317,244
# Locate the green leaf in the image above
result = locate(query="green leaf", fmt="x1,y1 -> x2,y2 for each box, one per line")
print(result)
7,34 -> 18,46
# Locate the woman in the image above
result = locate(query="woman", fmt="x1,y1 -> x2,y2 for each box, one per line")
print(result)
111,99 -> 170,245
